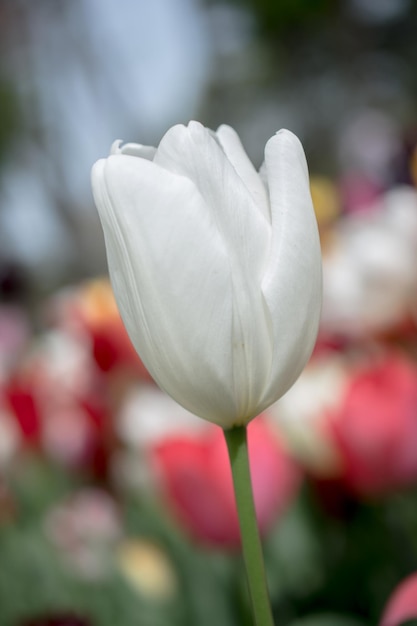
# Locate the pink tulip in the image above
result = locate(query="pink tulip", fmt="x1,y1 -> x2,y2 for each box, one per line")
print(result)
152,417 -> 301,548
339,173 -> 382,215
380,573 -> 417,626
330,352 -> 417,496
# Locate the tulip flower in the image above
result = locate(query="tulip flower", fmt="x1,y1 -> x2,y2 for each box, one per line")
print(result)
321,186 -> 417,340
48,279 -> 152,380
274,350 -> 417,498
92,121 -> 322,428
4,331 -> 110,476
380,573 -> 417,626
44,488 -> 122,580
152,417 -> 301,548
329,351 -> 417,497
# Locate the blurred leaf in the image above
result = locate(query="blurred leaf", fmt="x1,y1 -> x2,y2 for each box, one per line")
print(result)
265,494 -> 324,606
9,454 -> 77,523
124,495 -> 240,626
0,501 -> 185,626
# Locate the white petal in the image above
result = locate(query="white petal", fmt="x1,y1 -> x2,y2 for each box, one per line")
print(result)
111,140 -> 156,160
154,122 -> 270,275
260,130 -> 322,407
153,122 -> 273,419
215,124 -> 270,221
92,155 -> 254,427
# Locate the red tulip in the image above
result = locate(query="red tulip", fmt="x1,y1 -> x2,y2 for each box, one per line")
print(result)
152,417 -> 301,548
4,371 -> 40,444
3,332 -> 111,477
50,279 -> 151,380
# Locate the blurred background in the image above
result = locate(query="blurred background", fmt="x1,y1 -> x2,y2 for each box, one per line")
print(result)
1,1 -> 417,625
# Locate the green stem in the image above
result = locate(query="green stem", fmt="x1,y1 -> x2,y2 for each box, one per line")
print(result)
224,425 -> 275,626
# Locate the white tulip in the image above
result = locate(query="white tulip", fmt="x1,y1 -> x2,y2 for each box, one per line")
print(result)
92,122 -> 322,428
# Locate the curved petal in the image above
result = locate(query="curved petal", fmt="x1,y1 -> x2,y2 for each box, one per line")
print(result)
215,124 -> 270,222
260,130 -> 322,408
154,122 -> 270,276
111,140 -> 156,160
92,155 -> 243,426
154,122 -> 273,420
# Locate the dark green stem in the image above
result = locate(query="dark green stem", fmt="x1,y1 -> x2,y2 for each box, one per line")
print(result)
224,425 -> 275,626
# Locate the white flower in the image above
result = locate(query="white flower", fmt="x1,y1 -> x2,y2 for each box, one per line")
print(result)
321,186 -> 417,337
268,356 -> 348,475
92,122 -> 322,428
118,385 -> 206,450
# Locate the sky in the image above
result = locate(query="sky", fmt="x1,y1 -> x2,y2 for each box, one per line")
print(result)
0,0 -> 212,280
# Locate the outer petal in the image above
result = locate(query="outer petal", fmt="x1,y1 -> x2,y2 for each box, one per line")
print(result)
154,122 -> 273,421
92,155 -> 242,426
260,130 -> 322,408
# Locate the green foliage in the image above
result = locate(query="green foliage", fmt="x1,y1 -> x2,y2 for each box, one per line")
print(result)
0,458 -> 241,626
2,459 -> 417,625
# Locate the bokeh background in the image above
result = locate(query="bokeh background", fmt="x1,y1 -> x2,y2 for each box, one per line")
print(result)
2,1 -> 417,625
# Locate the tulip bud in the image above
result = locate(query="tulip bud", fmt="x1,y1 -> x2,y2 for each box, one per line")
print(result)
92,122 -> 322,428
